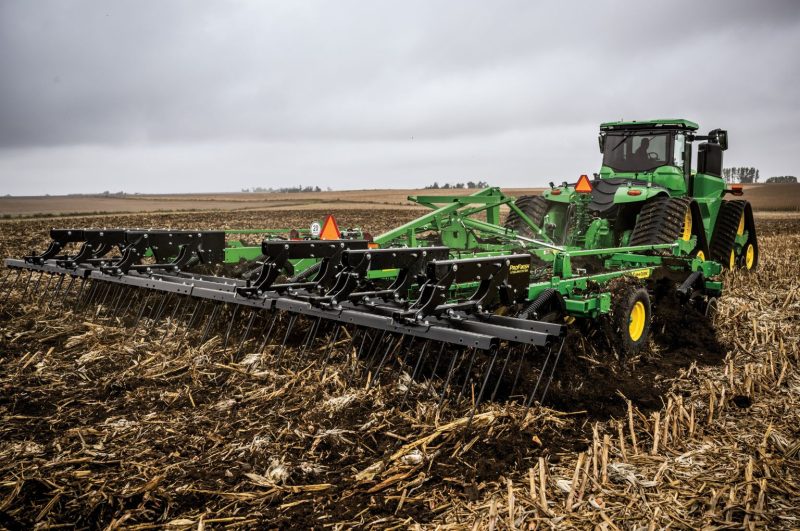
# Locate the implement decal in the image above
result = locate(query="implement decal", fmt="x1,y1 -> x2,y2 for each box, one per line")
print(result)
509,263 -> 530,274
631,268 -> 651,279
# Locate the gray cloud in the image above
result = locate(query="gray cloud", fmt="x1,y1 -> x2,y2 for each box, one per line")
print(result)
0,0 -> 799,195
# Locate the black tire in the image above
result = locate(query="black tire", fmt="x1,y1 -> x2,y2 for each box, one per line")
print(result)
609,282 -> 652,355
504,195 -> 549,238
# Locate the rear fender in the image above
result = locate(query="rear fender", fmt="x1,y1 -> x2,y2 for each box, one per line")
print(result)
612,186 -> 667,205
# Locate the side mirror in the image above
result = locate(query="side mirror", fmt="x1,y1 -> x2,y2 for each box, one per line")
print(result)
598,133 -> 605,153
710,129 -> 728,151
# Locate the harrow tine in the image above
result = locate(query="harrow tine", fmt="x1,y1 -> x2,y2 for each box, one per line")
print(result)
399,337 -> 415,369
222,304 -> 240,354
73,277 -> 87,308
148,292 -> 172,332
96,281 -> 114,311
178,299 -> 204,349
300,317 -> 323,357
275,313 -> 298,366
111,285 -> 133,321
490,345 -> 516,403
437,347 -> 465,410
363,330 -> 388,377
199,303 -> 221,346
38,273 -> 54,303
132,291 -> 153,332
538,336 -> 567,404
19,270 -> 34,300
234,309 -> 258,360
472,347 -> 500,414
458,347 -> 480,401
356,329 -> 371,358
467,345 -> 500,429
369,334 -> 405,388
426,342 -> 447,396
173,293 -> 196,334
0,269 -> 13,303
31,271 -> 44,299
0,269 -> 10,294
76,278 -> 92,312
46,274 -> 66,310
401,340 -> 430,407
102,284 -> 120,318
525,345 -> 554,408
59,275 -> 76,308
508,345 -> 530,400
257,311 -> 280,354
1,269 -> 21,306
319,324 -> 342,378
161,294 -> 186,345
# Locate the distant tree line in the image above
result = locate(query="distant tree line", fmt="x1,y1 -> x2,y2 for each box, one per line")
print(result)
765,176 -> 797,184
722,167 -> 760,184
424,181 -> 490,190
241,186 -> 330,193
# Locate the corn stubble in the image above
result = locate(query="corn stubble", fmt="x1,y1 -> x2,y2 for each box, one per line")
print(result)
1,211 -> 799,529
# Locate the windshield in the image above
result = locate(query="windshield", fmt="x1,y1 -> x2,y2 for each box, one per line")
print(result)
602,132 -> 672,172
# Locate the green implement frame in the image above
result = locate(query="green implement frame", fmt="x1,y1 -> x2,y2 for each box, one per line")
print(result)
214,187 -> 721,321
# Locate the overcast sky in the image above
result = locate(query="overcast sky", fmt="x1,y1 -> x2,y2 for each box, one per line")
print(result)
1,1 -> 798,196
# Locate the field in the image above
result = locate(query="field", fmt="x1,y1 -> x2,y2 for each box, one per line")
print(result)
1,182 -> 798,217
1,206 -> 799,529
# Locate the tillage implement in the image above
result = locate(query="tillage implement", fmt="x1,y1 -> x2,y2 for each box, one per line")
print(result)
2,119 -> 757,412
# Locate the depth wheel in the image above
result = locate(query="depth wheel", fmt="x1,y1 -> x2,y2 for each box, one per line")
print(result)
610,283 -> 652,355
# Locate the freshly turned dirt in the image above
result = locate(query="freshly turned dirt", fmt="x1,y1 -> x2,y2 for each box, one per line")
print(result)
0,210 -> 799,529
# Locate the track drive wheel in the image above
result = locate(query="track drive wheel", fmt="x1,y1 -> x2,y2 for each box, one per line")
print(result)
629,197 -> 707,257
504,195 -> 549,238
711,200 -> 758,270
609,282 -> 652,356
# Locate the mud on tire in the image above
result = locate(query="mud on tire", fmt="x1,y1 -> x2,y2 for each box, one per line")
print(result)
606,277 -> 652,356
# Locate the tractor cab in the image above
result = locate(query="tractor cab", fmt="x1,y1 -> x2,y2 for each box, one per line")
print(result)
597,119 -> 729,197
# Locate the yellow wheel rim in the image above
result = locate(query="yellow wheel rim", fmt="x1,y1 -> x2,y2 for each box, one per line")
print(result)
745,243 -> 755,269
681,210 -> 692,241
628,301 -> 646,342
730,249 -> 736,269
737,213 -> 745,236
696,250 -> 705,261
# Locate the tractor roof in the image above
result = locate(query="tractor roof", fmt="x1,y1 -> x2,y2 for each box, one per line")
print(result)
600,119 -> 699,131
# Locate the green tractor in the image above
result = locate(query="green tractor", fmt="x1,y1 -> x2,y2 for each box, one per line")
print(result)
506,119 -> 758,271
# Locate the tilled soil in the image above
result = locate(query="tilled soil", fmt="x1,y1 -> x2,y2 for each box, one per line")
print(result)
0,210 -> 799,529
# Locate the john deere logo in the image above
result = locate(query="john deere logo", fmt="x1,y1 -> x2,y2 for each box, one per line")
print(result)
631,268 -> 651,279
509,263 -> 530,274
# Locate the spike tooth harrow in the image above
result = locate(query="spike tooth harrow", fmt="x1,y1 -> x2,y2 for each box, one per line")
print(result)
3,226 -> 570,410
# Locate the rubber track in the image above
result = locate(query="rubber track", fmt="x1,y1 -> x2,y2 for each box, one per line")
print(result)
710,200 -> 746,264
504,195 -> 549,238
629,197 -> 692,246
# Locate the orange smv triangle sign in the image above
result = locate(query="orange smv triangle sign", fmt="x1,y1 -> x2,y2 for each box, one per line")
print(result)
575,174 -> 593,194
319,214 -> 341,240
